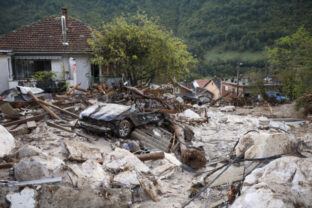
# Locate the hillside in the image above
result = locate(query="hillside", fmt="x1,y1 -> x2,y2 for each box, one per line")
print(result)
1,0 -> 312,78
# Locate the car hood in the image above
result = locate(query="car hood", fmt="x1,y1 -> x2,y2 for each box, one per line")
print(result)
79,103 -> 134,121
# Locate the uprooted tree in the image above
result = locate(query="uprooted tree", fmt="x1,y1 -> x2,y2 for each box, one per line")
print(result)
88,14 -> 197,85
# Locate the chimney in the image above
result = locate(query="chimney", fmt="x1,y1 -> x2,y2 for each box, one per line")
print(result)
61,8 -> 68,46
61,8 -> 68,22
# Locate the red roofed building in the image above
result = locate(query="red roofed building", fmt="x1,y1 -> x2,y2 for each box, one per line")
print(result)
193,79 -> 209,89
0,8 -> 110,93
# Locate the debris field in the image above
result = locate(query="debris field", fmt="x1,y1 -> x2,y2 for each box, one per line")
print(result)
0,83 -> 311,208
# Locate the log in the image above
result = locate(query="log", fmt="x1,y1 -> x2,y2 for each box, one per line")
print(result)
46,121 -> 94,142
66,83 -> 80,95
93,83 -> 105,94
124,86 -> 171,109
69,86 -> 88,92
3,114 -> 45,127
28,91 -> 60,120
137,177 -> 157,202
137,152 -> 165,161
170,122 -> 206,169
38,100 -> 79,119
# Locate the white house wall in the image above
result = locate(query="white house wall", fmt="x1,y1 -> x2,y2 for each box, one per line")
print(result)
0,54 -> 91,93
0,55 -> 10,94
71,55 -> 91,90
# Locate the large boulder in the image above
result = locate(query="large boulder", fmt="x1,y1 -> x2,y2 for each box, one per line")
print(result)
64,140 -> 102,162
235,132 -> 296,158
231,156 -> 312,208
67,160 -> 111,190
0,125 -> 15,158
14,155 -> 64,181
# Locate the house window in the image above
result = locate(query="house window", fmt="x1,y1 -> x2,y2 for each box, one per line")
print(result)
225,85 -> 229,91
12,59 -> 51,80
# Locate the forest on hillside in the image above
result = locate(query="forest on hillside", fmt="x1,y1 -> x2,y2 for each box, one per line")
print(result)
1,0 -> 312,78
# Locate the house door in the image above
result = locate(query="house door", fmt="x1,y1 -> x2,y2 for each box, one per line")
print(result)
91,64 -> 100,85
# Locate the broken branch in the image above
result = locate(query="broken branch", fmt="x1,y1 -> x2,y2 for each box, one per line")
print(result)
27,91 -> 60,120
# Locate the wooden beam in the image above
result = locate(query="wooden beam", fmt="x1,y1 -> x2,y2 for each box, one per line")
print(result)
66,83 -> 80,95
3,114 -> 45,127
38,100 -> 79,119
28,91 -> 60,120
69,86 -> 88,92
137,152 -> 165,161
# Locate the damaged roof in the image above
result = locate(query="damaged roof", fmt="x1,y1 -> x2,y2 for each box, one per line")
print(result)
0,16 -> 92,53
204,78 -> 222,90
194,79 -> 209,88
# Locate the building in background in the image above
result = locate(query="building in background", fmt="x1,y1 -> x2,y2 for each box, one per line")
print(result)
0,8 -> 121,94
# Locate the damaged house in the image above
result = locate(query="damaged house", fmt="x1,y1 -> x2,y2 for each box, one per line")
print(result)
0,8 -> 120,94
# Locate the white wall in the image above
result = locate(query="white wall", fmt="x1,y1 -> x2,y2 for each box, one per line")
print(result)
0,54 -> 91,94
70,55 -> 91,90
0,55 -> 10,94
51,54 -> 91,90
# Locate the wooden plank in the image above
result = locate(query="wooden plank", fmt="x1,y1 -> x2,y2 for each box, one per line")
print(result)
3,114 -> 45,127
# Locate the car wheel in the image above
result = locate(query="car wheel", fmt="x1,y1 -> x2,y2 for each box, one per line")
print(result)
117,119 -> 133,138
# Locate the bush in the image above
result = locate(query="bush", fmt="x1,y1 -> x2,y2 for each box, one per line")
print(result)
32,71 -> 56,82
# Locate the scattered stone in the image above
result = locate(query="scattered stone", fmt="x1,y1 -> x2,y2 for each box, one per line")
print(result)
235,132 -> 296,158
176,96 -> 184,104
219,106 -> 236,112
0,125 -> 16,158
113,170 -> 139,188
14,155 -> 64,181
6,187 -> 37,208
103,148 -> 149,173
26,121 -> 37,129
178,109 -> 201,120
64,140 -> 102,162
231,156 -> 312,208
67,160 -> 111,190
16,145 -> 47,159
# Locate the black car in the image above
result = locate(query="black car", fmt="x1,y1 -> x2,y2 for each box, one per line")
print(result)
79,103 -> 167,138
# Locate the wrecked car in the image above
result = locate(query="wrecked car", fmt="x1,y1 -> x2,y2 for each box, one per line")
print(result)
79,103 -> 167,137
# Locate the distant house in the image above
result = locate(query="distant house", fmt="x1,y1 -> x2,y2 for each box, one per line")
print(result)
221,78 -> 250,98
0,8 -> 120,93
203,78 -> 222,100
193,79 -> 209,89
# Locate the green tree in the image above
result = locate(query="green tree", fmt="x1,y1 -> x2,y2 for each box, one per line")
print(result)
267,26 -> 312,99
88,14 -> 196,85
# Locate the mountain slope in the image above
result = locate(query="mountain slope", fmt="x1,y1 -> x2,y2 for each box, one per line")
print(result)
1,0 -> 312,78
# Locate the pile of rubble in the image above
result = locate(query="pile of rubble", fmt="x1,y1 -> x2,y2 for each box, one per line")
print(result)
0,83 -> 311,208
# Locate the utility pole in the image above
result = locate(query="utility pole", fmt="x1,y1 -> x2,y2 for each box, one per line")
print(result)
236,62 -> 243,96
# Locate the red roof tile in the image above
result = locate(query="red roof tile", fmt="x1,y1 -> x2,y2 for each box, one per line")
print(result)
195,79 -> 209,88
0,16 -> 92,52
